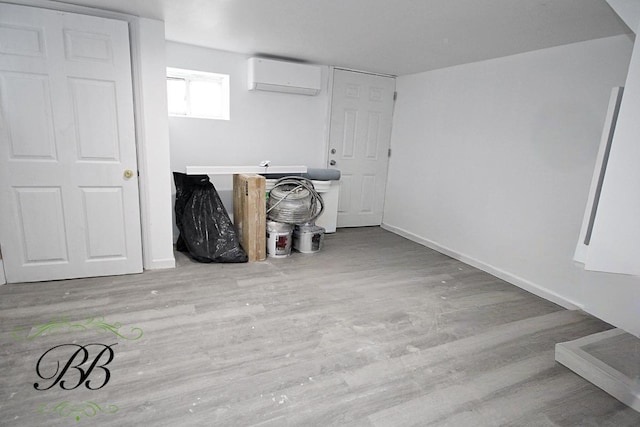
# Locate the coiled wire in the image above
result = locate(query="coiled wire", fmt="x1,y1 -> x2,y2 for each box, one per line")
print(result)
267,177 -> 324,224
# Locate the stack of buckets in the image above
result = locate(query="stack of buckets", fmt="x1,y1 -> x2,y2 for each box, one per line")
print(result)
265,180 -> 325,258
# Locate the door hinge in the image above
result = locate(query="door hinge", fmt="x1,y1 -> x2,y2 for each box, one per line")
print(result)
388,148 -> 392,157
393,91 -> 397,101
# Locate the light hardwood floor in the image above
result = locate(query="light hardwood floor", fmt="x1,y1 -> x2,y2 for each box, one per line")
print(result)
1,227 -> 639,426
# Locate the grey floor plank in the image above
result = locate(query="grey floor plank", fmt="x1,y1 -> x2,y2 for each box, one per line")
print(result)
0,227 -> 638,426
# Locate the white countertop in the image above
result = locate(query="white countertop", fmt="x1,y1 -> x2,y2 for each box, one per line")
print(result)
185,165 -> 307,175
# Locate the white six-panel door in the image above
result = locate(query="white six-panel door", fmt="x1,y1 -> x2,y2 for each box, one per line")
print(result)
0,3 -> 142,283
328,69 -> 396,227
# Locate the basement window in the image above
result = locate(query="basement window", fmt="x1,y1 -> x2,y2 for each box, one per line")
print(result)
166,67 -> 230,120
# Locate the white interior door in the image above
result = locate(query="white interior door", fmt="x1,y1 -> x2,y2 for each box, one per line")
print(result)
328,69 -> 395,227
0,3 -> 142,283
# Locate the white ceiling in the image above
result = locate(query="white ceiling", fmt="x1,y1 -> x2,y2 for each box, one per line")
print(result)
52,0 -> 630,75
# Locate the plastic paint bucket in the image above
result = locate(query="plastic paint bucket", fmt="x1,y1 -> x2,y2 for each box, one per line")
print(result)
293,223 -> 325,254
266,221 -> 293,258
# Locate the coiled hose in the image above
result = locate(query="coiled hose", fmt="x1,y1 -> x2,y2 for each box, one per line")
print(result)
267,177 -> 324,224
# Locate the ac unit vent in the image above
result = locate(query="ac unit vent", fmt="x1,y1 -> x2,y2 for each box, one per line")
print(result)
248,57 -> 321,96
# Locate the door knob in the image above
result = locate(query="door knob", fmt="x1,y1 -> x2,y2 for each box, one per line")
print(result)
329,160 -> 336,166
123,169 -> 134,179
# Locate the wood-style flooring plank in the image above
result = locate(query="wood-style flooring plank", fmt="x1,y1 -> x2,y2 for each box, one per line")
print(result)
0,227 -> 638,426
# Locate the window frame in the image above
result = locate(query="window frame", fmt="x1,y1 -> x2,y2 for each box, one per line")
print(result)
166,67 -> 230,120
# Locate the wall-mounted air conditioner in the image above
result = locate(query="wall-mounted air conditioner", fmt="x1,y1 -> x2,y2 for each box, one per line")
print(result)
248,57 -> 322,96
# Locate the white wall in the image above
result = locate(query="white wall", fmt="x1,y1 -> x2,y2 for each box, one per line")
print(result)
383,35 -> 640,336
606,0 -> 640,32
165,42 -> 330,237
132,18 -> 176,269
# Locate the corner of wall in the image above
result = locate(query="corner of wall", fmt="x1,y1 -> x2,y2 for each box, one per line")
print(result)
381,222 -> 584,311
0,259 -> 5,285
131,17 -> 176,270
0,245 -> 5,285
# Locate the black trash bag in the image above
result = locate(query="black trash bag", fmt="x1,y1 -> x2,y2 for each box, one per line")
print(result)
173,172 -> 247,263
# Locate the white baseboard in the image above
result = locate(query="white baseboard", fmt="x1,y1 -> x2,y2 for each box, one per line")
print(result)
381,223 -> 582,311
144,257 -> 176,270
0,259 -> 5,285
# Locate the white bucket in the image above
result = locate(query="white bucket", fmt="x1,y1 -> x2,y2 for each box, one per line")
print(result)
293,224 -> 325,254
266,221 -> 293,258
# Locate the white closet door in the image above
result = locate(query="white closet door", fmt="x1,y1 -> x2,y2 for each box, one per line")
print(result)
0,3 -> 142,283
